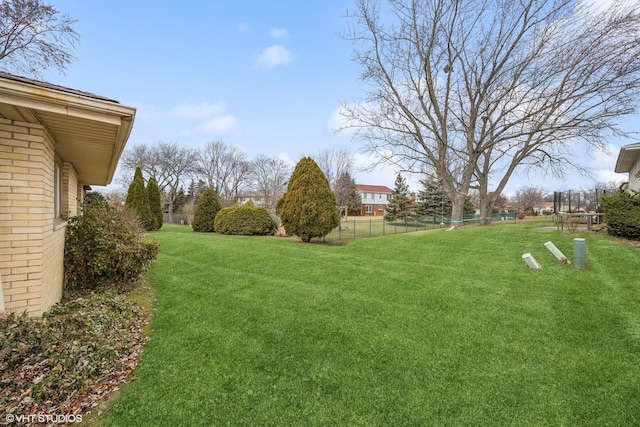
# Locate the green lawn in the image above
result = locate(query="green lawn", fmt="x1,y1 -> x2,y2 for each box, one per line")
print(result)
103,223 -> 640,426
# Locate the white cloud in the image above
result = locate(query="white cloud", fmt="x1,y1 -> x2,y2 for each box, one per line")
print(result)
171,102 -> 226,120
598,169 -> 628,186
327,106 -> 348,134
170,102 -> 238,136
327,103 -> 369,136
254,45 -> 293,70
589,143 -> 618,169
196,115 -> 238,135
269,27 -> 289,39
352,151 -> 424,190
276,152 -> 293,165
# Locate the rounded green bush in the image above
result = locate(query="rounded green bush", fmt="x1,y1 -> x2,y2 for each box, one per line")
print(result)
214,205 -> 276,235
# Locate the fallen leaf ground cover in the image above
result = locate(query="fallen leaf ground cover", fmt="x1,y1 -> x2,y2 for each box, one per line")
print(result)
0,292 -> 148,421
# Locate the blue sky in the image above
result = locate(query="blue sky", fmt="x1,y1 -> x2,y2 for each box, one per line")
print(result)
40,0 -> 634,196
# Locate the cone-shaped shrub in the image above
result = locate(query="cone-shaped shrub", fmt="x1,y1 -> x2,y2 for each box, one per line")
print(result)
147,176 -> 163,230
125,167 -> 157,231
193,188 -> 221,232
276,156 -> 339,242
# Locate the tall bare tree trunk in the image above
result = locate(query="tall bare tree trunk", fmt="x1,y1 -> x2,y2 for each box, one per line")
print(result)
478,200 -> 493,226
450,192 -> 466,228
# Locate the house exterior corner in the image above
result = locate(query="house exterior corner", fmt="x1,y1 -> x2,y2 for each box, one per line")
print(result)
0,73 -> 135,316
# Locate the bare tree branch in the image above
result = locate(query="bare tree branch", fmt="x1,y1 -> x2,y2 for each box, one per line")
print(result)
313,146 -> 355,190
0,0 -> 79,77
249,155 -> 291,217
193,140 -> 251,204
341,0 -> 640,224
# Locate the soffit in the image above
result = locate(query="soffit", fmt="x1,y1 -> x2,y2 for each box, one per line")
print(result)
0,73 -> 135,185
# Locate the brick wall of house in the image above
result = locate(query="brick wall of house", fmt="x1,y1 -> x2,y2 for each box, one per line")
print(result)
0,118 -> 68,315
41,226 -> 65,311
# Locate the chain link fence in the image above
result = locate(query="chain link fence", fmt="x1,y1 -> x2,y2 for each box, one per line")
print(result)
325,213 -> 522,242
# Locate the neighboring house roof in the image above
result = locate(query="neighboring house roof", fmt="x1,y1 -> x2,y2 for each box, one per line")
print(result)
614,142 -> 640,173
0,71 -> 135,185
356,184 -> 393,193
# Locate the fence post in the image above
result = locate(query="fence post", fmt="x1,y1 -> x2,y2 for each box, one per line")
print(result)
369,219 -> 372,237
353,219 -> 356,240
383,218 -> 385,235
574,238 -> 586,269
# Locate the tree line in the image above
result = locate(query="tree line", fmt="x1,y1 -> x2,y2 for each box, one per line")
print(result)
3,0 -> 639,231
117,141 -> 366,222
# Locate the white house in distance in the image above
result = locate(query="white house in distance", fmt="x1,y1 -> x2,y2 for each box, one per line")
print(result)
236,191 -> 266,207
614,142 -> 640,192
357,184 -> 393,216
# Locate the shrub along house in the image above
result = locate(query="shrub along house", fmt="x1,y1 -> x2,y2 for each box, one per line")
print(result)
0,72 -> 135,316
614,142 -> 640,192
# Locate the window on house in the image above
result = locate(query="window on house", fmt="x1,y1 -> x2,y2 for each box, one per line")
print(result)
386,194 -> 391,200
378,204 -> 383,210
54,162 -> 61,218
366,205 -> 372,213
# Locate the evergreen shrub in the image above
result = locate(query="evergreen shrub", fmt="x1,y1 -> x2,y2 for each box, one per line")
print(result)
276,157 -> 339,242
192,188 -> 221,232
214,205 -> 276,235
125,167 -> 156,231
147,176 -> 163,230
64,194 -> 159,292
601,190 -> 640,240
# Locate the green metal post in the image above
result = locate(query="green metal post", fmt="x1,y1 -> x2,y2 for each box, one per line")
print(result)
574,238 -> 586,270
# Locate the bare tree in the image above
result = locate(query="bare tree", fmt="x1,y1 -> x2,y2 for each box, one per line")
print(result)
193,140 -> 251,205
314,147 -> 354,190
513,186 -> 545,212
341,0 -> 640,226
249,155 -> 291,216
0,0 -> 79,77
120,141 -> 197,222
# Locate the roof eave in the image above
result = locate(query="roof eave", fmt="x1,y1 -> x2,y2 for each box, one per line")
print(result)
0,78 -> 134,125
614,143 -> 640,173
